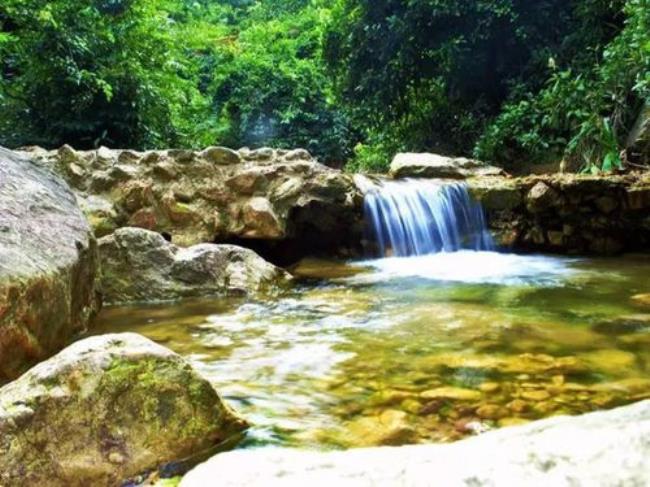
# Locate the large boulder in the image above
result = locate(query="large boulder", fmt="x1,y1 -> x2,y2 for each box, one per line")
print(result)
98,227 -> 291,304
0,147 -> 99,384
182,400 -> 650,486
390,153 -> 505,179
19,146 -> 363,260
0,333 -> 248,486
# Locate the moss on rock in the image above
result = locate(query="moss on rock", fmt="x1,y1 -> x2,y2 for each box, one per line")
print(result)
0,333 -> 248,486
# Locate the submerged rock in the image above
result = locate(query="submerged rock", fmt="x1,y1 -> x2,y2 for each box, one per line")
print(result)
345,409 -> 417,447
182,400 -> 650,486
0,147 -> 99,384
98,227 -> 291,304
390,153 -> 505,179
420,386 -> 482,401
631,293 -> 650,308
0,333 -> 248,487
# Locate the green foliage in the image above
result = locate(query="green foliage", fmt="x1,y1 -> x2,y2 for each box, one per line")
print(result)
0,0 -> 647,171
476,0 -> 649,172
324,0 -> 614,170
0,0 -> 205,149
202,3 -> 353,162
0,0 -> 352,163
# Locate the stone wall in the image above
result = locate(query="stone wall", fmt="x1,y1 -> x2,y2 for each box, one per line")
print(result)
468,173 -> 650,254
19,145 -> 650,258
19,145 -> 364,265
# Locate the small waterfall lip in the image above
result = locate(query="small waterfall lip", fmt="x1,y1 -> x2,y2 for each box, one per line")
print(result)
363,178 -> 494,258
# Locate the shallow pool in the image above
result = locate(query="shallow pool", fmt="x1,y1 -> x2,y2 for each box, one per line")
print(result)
94,251 -> 650,449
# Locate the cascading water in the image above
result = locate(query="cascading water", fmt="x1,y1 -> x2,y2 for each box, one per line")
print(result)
363,179 -> 494,257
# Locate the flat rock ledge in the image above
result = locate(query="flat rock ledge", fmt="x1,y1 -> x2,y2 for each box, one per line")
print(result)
0,147 -> 99,384
0,333 -> 248,487
390,153 -> 506,179
182,400 -> 650,486
99,227 -> 291,304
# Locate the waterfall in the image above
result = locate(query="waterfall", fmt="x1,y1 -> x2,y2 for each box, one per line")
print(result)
364,179 -> 494,257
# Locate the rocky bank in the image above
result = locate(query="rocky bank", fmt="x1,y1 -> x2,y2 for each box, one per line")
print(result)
388,152 -> 650,254
468,173 -> 650,254
18,145 -> 363,264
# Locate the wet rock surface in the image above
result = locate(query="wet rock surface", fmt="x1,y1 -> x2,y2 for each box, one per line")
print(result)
20,146 -> 363,263
0,333 -> 248,487
0,147 -> 99,384
99,227 -> 291,304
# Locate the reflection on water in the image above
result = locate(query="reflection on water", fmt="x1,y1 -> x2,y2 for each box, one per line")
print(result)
93,252 -> 650,449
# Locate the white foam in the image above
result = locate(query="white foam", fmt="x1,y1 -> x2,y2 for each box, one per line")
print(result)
349,251 -> 576,286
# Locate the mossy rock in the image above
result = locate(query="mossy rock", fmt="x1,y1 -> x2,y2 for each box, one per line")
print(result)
0,333 -> 248,486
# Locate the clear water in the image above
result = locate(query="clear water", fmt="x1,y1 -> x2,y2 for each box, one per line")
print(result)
93,252 -> 650,450
363,180 -> 494,256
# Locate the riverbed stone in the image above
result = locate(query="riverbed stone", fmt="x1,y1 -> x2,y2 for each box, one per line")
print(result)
0,147 -> 99,384
420,386 -> 482,401
0,333 -> 248,486
98,227 -> 291,304
345,410 -> 417,447
581,349 -> 637,376
631,293 -> 650,307
181,400 -> 650,486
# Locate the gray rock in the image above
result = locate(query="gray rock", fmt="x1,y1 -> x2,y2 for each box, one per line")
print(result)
0,333 -> 248,487
182,400 -> 650,487
246,147 -> 275,161
284,149 -> 313,162
526,181 -> 562,212
0,147 -> 99,384
98,227 -> 291,304
390,153 -> 505,179
200,146 -> 242,165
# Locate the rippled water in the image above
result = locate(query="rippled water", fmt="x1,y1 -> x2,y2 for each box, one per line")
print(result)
94,252 -> 650,449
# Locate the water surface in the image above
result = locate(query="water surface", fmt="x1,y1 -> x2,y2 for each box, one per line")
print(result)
94,252 -> 650,449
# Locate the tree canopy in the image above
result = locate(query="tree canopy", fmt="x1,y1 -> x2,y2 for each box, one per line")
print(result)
1,0 -> 648,171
